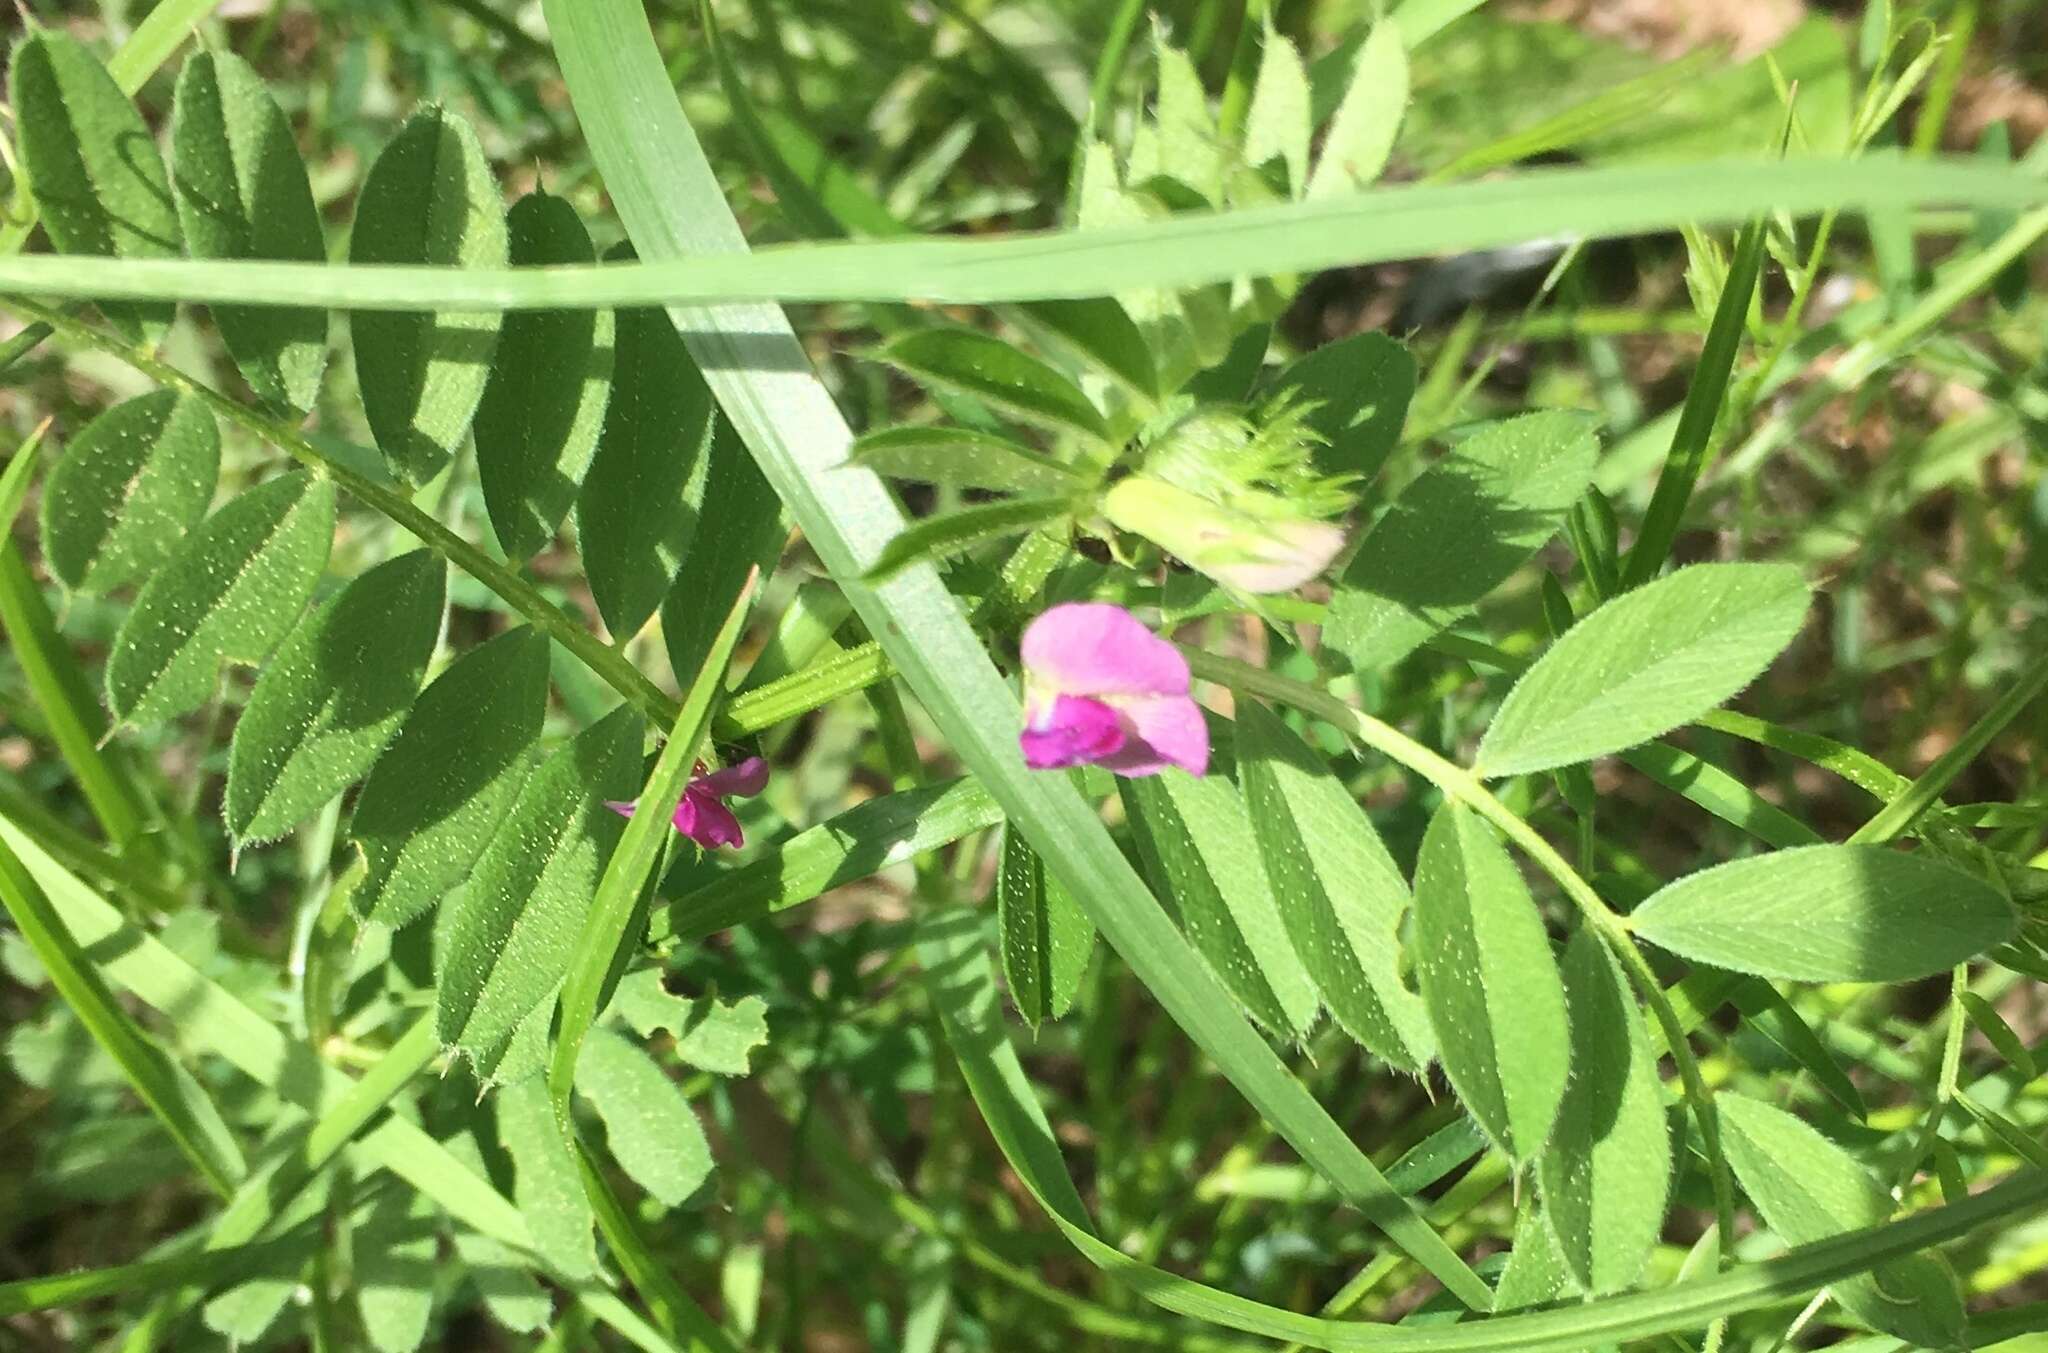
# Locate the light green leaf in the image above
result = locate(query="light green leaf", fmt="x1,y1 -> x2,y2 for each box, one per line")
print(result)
995,827 -> 1095,1026
435,705 -> 644,1079
1495,1200 -> 1582,1311
1013,298 -> 1159,401
350,626 -> 550,931
226,550 -> 446,845
1123,769 -> 1321,1040
1477,564 -> 1811,777
169,51 -> 328,416
451,1230 -> 550,1335
348,105 -> 507,484
1631,845 -> 2016,983
1235,702 -> 1433,1074
1960,991 -> 2037,1080
661,421 -> 785,687
1538,928 -> 1670,1295
1154,43 -> 1224,205
106,469 -> 335,728
474,192 -> 613,562
1306,18 -> 1408,199
878,329 -> 1109,441
1244,28 -> 1312,196
577,1026 -> 713,1207
1264,331 -> 1414,484
850,425 -> 1086,494
577,256 -> 716,638
355,1188 -> 438,1353
41,391 -> 219,594
606,968 -> 770,1076
495,1074 -> 596,1280
863,497 -> 1075,582
9,31 -> 181,344
1413,802 -> 1569,1163
1720,1093 -> 1966,1348
1324,410 -> 1597,673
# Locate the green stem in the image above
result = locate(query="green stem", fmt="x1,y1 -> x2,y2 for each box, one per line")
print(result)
1182,646 -> 1739,1257
8,298 -> 680,727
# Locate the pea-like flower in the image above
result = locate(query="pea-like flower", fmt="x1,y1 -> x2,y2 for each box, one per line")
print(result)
607,757 -> 768,849
1018,603 -> 1208,778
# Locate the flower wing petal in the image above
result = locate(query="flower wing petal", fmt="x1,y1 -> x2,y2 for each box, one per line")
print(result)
1100,694 -> 1210,778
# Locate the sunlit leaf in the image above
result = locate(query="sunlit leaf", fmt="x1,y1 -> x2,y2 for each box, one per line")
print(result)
878,329 -> 1109,441
1264,331 -> 1414,483
495,1074 -> 596,1279
851,425 -> 1086,494
355,1189 -> 437,1353
995,827 -> 1096,1026
41,391 -> 218,594
1306,18 -> 1408,199
577,1026 -> 713,1207
606,968 -> 770,1076
1244,28 -> 1312,196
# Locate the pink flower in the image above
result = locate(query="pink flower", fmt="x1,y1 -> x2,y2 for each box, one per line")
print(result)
1018,603 -> 1209,778
608,757 -> 768,849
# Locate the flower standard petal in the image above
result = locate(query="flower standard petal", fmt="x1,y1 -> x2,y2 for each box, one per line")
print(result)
699,755 -> 769,798
1020,602 -> 1190,699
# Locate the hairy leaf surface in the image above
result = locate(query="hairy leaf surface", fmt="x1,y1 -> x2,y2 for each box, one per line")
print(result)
42,391 -> 219,594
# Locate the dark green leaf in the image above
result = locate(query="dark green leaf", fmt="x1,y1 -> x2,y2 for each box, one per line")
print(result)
1538,928 -> 1670,1294
863,497 -> 1074,582
996,827 -> 1095,1026
662,420 -> 786,690
474,192 -> 613,561
851,425 -> 1087,494
576,1027 -> 712,1207
1720,1093 -> 1966,1348
41,391 -> 218,594
435,706 -> 644,1080
1413,802 -> 1569,1163
577,258 -> 715,638
1477,563 -> 1811,777
350,626 -> 550,931
1235,702 -> 1433,1074
878,329 -> 1110,440
10,31 -> 181,343
169,51 -> 328,416
224,551 -> 445,845
348,105 -> 507,483
1014,297 -> 1159,400
105,469 -> 335,728
1632,845 -> 2017,983
1264,331 -> 1415,483
1325,411 -> 1598,673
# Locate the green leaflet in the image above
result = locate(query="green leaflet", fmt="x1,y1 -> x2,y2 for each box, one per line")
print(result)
653,777 -> 1005,945
1013,298 -> 1159,402
350,626 -> 550,931
348,105 -> 507,484
435,705 -> 644,1080
1537,929 -> 1670,1295
1264,331 -> 1415,484
863,496 -> 1077,581
225,551 -> 446,845
576,1027 -> 713,1208
105,469 -> 336,729
449,1230 -> 551,1335
1235,702 -> 1433,1074
660,421 -> 785,686
1324,411 -> 1597,674
9,31 -> 181,344
1154,43 -> 1226,205
1123,769 -> 1321,1041
1305,18 -> 1408,199
878,329 -> 1110,441
1476,564 -> 1812,777
606,968 -> 769,1076
1412,803 -> 1569,1164
474,192 -> 614,562
1243,27 -> 1313,197
1630,844 -> 2016,983
1720,1093 -> 1966,1348
355,1188 -> 438,1353
577,251 -> 716,638
850,425 -> 1089,494
495,1075 -> 597,1280
169,51 -> 329,416
995,827 -> 1096,1026
1494,1201 -> 1582,1311
41,391 -> 219,594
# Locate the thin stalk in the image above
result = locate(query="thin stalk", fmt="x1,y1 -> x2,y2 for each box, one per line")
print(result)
9,298 -> 679,726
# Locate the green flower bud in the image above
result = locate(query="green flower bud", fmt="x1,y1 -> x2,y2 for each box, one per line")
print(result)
1102,475 -> 1345,593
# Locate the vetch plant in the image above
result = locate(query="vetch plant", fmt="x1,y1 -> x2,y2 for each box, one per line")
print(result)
1,3 -> 2047,1351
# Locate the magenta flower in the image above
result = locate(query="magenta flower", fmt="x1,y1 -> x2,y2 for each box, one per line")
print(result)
608,757 -> 768,849
1018,603 -> 1209,778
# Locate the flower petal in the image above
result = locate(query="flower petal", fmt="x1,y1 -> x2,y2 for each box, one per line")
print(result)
699,755 -> 769,799
1021,603 -> 1189,699
1099,693 -> 1209,778
682,794 -> 745,849
1019,694 -> 1126,769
